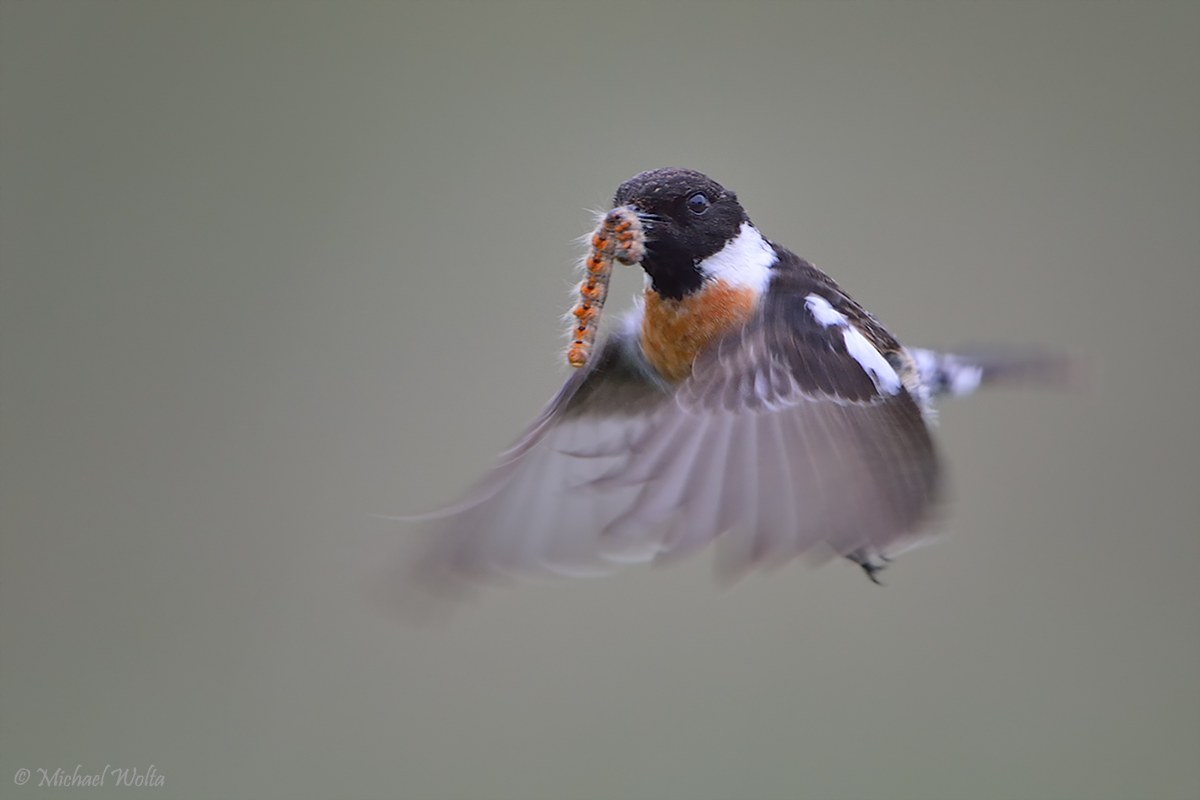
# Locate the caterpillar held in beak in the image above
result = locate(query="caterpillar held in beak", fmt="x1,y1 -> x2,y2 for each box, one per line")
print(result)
566,206 -> 646,369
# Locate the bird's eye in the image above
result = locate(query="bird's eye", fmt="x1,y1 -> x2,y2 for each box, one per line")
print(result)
686,192 -> 711,215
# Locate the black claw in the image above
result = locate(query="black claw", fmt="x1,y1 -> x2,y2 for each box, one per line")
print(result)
848,550 -> 888,585
861,561 -> 886,586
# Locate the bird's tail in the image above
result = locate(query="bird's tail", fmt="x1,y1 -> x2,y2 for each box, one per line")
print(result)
909,346 -> 1078,399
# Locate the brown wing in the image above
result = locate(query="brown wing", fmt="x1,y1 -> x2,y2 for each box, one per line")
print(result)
642,258 -> 943,579
396,259 -> 941,604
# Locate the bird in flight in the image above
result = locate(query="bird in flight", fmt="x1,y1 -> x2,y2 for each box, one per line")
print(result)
391,168 -> 1062,607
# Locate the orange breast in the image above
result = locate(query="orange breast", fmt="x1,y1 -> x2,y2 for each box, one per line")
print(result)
640,279 -> 758,383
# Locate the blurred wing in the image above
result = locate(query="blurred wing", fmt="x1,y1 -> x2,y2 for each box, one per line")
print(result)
398,332 -> 676,602
400,267 -> 941,603
643,279 -> 943,581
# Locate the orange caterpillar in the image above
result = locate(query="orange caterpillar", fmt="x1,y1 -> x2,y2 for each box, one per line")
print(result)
567,206 -> 646,368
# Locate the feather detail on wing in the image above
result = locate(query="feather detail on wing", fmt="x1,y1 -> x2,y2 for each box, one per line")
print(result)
394,255 -> 943,608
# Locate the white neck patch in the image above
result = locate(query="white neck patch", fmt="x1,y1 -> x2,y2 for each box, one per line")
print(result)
696,222 -> 776,295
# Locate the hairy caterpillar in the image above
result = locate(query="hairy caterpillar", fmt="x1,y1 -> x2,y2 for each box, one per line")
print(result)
566,206 -> 646,368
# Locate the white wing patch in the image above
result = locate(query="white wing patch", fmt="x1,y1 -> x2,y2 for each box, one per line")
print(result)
805,293 -> 901,396
804,294 -> 848,327
842,327 -> 902,395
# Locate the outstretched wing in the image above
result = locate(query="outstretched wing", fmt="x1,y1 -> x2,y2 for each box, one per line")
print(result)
396,330 -> 676,599
398,252 -> 941,602
656,250 -> 942,580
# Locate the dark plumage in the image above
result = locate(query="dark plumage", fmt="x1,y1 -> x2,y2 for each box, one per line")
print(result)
387,168 -> 1060,608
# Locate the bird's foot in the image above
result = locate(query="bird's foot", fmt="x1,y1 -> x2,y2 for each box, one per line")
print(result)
848,549 -> 891,585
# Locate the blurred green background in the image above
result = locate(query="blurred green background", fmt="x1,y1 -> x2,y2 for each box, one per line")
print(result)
2,2 -> 1197,798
